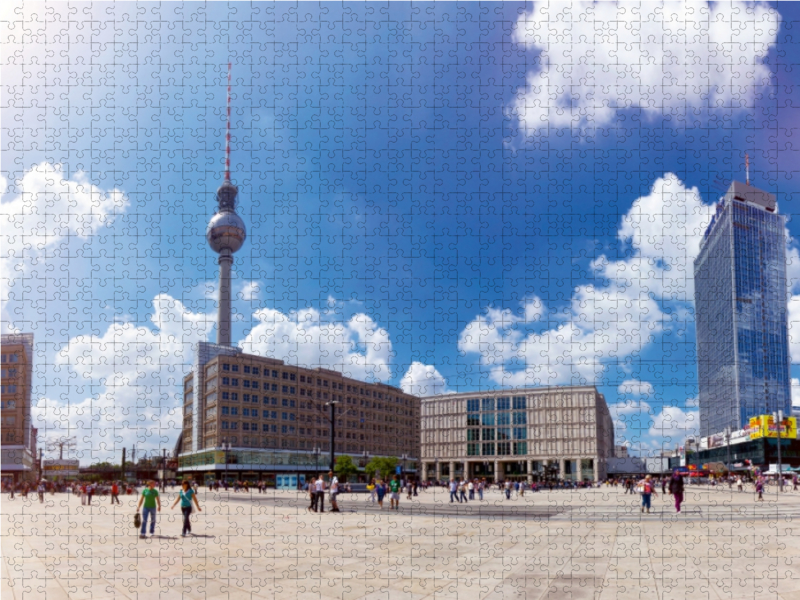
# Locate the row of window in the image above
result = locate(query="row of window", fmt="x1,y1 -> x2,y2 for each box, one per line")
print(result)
466,427 -> 527,441
0,385 -> 18,394
466,442 -> 528,456
466,397 -> 527,412
466,412 -> 527,426
0,400 -> 17,410
1,368 -> 19,378
217,364 -> 395,399
0,353 -> 20,363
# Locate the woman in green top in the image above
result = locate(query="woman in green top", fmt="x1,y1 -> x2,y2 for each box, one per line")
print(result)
171,480 -> 202,537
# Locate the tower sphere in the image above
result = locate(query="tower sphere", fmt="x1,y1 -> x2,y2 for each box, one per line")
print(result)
207,211 -> 246,253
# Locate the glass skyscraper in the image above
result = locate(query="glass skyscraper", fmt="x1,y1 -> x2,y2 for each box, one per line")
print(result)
694,181 -> 791,437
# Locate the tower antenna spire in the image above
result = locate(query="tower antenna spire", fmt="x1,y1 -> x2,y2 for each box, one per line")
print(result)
225,62 -> 232,182
745,152 -> 750,186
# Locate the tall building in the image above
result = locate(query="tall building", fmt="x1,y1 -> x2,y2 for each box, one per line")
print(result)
177,67 -> 419,487
178,353 -> 420,487
420,386 -> 614,482
1,333 -> 35,483
694,180 -> 791,437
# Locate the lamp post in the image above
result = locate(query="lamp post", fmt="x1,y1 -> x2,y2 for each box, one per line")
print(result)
161,448 -> 168,491
724,426 -> 732,482
325,401 -> 340,471
774,410 -> 784,493
361,450 -> 369,482
313,447 -> 321,473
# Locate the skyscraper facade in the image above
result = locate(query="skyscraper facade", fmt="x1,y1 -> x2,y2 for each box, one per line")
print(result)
694,181 -> 791,437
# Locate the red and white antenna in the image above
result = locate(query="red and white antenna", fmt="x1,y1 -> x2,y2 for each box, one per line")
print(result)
745,152 -> 750,186
225,62 -> 232,182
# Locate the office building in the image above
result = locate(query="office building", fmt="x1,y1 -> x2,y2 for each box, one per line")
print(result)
1,333 -> 35,483
420,386 -> 614,482
177,349 -> 419,486
694,180 -> 791,437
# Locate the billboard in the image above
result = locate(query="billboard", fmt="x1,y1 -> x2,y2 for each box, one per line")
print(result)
43,459 -> 80,478
748,415 -> 797,440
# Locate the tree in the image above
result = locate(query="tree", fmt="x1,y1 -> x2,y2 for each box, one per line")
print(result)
334,455 -> 359,481
365,456 -> 398,480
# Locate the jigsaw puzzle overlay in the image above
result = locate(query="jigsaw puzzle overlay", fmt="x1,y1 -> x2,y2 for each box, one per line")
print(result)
2,2 -> 800,599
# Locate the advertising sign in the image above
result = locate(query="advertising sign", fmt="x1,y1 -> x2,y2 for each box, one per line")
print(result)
748,415 -> 797,440
43,459 -> 80,478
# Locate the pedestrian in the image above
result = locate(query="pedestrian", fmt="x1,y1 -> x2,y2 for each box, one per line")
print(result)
449,479 -> 459,503
137,481 -> 161,538
504,481 -> 512,500
736,476 -> 743,492
328,471 -> 340,513
367,478 -> 376,503
413,479 -> 419,497
308,477 -> 317,512
111,481 -> 121,505
376,479 -> 386,509
87,483 -> 94,505
459,480 -> 468,503
661,478 -> 667,495
171,480 -> 202,536
638,475 -> 657,514
668,472 -> 684,513
80,483 -> 87,506
478,479 -> 485,501
314,474 -> 326,513
755,477 -> 764,502
389,475 -> 401,510
37,480 -> 45,503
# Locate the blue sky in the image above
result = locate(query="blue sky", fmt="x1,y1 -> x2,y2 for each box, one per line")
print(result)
2,1 -> 800,463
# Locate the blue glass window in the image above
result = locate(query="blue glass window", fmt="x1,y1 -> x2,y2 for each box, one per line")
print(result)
481,398 -> 494,412
513,396 -> 526,410
481,413 -> 495,426
467,399 -> 479,412
497,397 -> 510,411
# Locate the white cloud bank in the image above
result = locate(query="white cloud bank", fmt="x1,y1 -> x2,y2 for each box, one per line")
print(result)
240,307 -> 394,383
511,1 -> 779,133
459,173 -> 712,387
400,362 -> 449,397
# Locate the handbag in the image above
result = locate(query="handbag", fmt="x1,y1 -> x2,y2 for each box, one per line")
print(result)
134,513 -> 141,529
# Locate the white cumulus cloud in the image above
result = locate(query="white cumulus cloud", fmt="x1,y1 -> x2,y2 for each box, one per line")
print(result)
240,307 -> 394,383
511,1 -> 779,133
400,362 -> 449,397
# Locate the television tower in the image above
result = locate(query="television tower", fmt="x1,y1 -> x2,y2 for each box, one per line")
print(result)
206,62 -> 246,346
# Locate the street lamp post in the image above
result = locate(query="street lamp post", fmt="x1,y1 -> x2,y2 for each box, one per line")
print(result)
724,427 -> 732,483
325,401 -> 340,471
774,410 -> 784,494
161,448 -> 167,491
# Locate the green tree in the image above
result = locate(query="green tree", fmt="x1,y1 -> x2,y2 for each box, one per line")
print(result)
365,456 -> 398,480
334,455 -> 359,481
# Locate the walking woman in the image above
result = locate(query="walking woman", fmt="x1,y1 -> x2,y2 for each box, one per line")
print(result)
367,478 -> 377,503
668,472 -> 685,513
376,479 -> 386,509
638,475 -> 657,514
171,480 -> 202,537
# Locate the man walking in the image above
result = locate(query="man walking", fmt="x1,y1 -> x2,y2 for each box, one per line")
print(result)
314,474 -> 326,513
449,479 -> 459,503
389,475 -> 401,510
137,481 -> 161,538
328,471 -> 340,513
668,472 -> 685,513
111,481 -> 121,505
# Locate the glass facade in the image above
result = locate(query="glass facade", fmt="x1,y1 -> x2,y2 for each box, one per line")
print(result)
694,186 -> 791,437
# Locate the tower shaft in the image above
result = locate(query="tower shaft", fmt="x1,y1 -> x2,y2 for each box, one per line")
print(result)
217,249 -> 233,346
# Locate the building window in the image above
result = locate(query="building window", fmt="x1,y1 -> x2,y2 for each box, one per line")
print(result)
481,398 -> 494,412
262,424 -> 269,432
482,428 -> 495,441
497,397 -> 510,411
290,373 -> 296,381
222,421 -> 229,429
244,366 -> 251,374
231,365 -> 239,372
222,392 -> 229,400
222,407 -> 230,415
222,377 -> 230,385
230,393 -> 238,401
513,396 -> 526,410
467,413 -> 479,427
230,407 -> 238,416
513,442 -> 528,455
243,380 -> 251,388
497,412 -> 510,426
481,413 -> 495,426
243,408 -> 250,417
231,378 -> 239,386
513,427 -> 526,440
497,428 -> 511,441
497,442 -> 511,456
467,399 -> 479,412
512,412 -> 527,425
482,443 -> 495,456
243,394 -> 250,402
222,364 -> 230,371
230,422 -> 238,430
252,367 -> 259,375
467,429 -> 480,441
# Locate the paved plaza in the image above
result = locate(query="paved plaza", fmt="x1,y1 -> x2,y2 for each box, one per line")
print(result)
3,485 -> 800,600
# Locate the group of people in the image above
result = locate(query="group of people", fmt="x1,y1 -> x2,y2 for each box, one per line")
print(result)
365,475 -> 407,509
306,470 -> 343,513
135,480 -> 202,538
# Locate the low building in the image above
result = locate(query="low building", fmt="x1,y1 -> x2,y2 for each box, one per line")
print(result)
177,342 -> 420,488
1,333 -> 35,484
614,445 -> 629,458
420,386 -> 614,482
